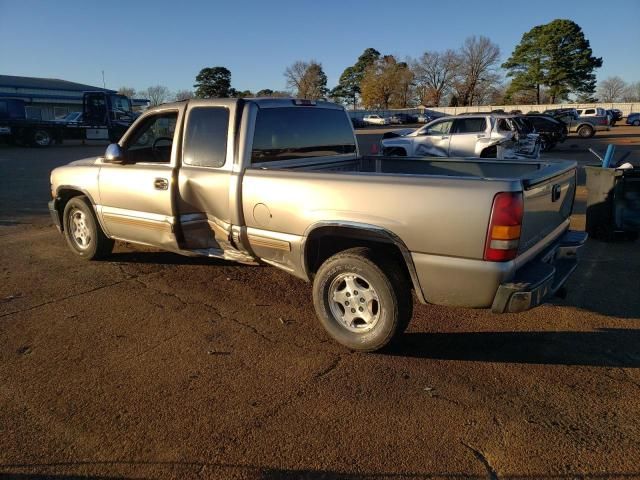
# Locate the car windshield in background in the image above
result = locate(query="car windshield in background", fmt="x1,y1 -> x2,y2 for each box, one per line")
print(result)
251,107 -> 356,163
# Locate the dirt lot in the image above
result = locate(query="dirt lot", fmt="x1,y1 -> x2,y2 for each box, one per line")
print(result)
1,127 -> 640,479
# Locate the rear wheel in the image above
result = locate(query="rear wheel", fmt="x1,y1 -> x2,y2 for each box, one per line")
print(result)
31,128 -> 52,147
577,124 -> 595,138
633,120 -> 640,127
312,247 -> 412,352
63,196 -> 114,259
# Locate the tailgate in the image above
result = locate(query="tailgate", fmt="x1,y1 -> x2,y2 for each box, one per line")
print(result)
518,167 -> 576,253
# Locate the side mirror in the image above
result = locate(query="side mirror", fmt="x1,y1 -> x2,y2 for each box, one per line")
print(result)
104,143 -> 125,164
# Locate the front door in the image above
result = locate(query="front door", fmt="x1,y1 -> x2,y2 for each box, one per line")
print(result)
413,119 -> 453,156
97,108 -> 183,251
448,117 -> 488,157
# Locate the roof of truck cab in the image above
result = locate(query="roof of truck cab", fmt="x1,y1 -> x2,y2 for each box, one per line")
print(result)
151,97 -> 344,111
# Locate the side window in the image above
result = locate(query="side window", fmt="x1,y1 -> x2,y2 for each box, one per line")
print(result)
585,109 -> 595,115
453,117 -> 487,134
124,112 -> 178,164
183,107 -> 229,168
497,119 -> 513,132
425,120 -> 452,135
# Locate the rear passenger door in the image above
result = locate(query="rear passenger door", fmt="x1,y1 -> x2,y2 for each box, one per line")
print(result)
176,100 -> 238,251
448,117 -> 488,157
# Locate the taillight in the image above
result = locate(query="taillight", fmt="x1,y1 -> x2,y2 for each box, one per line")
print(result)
370,142 -> 380,154
484,192 -> 524,262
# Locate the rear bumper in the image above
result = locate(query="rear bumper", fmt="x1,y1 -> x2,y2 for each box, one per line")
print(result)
491,230 -> 587,313
48,199 -> 62,232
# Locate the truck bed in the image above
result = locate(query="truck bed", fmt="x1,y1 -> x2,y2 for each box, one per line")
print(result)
247,155 -> 577,260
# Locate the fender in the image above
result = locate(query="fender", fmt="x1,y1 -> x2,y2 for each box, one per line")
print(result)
302,221 -> 427,304
53,185 -> 109,235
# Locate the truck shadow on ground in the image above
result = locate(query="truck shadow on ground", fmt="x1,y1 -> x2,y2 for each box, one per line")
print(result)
389,328 -> 640,367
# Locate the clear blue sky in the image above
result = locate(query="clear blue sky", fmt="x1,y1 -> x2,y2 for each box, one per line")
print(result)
1,0 -> 638,94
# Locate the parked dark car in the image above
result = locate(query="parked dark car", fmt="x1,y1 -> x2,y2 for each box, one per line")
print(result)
626,113 -> 640,126
607,109 -> 623,126
350,117 -> 366,128
524,114 -> 568,151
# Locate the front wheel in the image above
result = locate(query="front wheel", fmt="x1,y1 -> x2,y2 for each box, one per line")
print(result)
633,120 -> 640,127
312,247 -> 412,352
63,196 -> 114,259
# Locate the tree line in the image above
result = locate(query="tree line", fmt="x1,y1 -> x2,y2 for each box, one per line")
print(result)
121,19 -> 639,109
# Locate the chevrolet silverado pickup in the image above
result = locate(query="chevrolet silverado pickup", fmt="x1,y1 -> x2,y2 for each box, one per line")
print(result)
49,98 -> 586,351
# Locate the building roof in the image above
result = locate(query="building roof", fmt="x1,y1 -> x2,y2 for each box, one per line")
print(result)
0,75 -> 115,93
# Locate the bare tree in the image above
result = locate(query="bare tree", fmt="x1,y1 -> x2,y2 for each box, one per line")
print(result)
412,50 -> 459,106
140,85 -> 171,106
598,76 -> 627,102
284,60 -> 328,99
621,81 -> 640,102
456,36 -> 501,106
175,89 -> 194,101
117,86 -> 136,98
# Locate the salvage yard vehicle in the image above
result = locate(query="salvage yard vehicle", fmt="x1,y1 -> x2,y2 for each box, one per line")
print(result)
550,111 -> 609,138
627,113 -> 640,126
380,113 -> 540,159
363,114 -> 390,125
525,114 -> 568,151
49,98 -> 586,351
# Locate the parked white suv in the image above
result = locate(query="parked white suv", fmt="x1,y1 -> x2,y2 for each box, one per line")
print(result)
576,107 -> 607,117
380,114 -> 540,159
363,114 -> 390,125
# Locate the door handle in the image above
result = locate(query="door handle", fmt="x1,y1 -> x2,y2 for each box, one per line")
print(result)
154,178 -> 169,190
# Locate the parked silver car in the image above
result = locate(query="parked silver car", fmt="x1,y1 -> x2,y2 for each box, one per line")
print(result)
380,114 -> 540,159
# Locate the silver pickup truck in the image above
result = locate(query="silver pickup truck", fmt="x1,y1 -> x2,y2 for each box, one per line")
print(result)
49,98 -> 586,351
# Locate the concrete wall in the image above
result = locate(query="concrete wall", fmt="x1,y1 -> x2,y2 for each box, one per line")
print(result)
350,103 -> 640,119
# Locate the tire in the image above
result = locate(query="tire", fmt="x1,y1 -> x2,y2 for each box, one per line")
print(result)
577,124 -> 595,138
31,128 -> 52,147
63,196 -> 114,259
312,247 -> 412,352
633,120 -> 640,127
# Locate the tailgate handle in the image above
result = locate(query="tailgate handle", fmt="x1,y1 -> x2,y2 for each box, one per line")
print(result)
552,184 -> 562,202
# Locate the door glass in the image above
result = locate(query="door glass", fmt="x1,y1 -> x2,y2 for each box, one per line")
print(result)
425,120 -> 452,135
453,118 -> 486,134
183,107 -> 229,168
125,112 -> 178,164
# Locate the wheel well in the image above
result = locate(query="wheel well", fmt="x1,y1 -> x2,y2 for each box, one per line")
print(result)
55,188 -> 86,230
480,145 -> 497,158
382,146 -> 407,156
305,226 -> 413,289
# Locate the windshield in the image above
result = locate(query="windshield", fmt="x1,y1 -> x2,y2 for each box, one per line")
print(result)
110,95 -> 131,113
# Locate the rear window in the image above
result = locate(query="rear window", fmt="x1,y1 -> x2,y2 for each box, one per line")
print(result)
251,107 -> 356,163
453,117 -> 486,134
183,107 -> 229,168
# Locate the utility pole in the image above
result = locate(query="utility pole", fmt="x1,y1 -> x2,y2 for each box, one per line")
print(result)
102,71 -> 106,89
